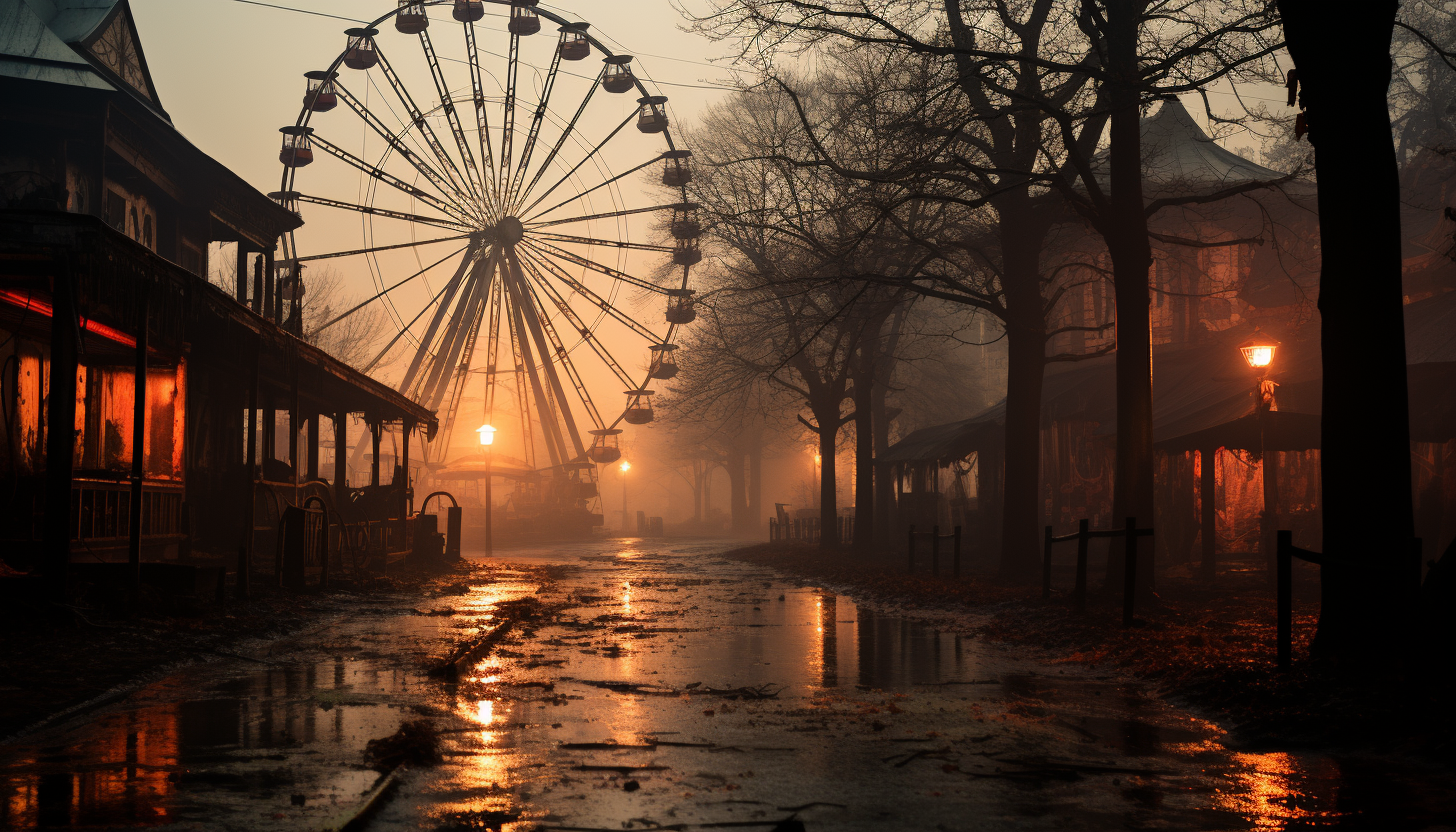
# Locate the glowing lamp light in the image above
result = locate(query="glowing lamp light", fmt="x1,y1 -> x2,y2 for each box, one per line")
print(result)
1240,335 -> 1279,370
476,424 -> 497,446
813,453 -> 823,465
620,461 -> 631,473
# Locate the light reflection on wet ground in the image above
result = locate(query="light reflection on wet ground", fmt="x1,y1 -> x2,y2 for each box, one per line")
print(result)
2,539 -> 1454,831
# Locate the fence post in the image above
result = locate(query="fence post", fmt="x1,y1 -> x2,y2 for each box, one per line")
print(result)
1074,519 -> 1089,612
907,525 -> 916,574
932,525 -> 941,576
953,526 -> 962,579
1277,530 -> 1292,670
1042,525 -> 1054,599
1122,516 -> 1138,627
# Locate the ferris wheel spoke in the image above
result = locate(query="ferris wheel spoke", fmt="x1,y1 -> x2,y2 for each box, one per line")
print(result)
483,274 -> 504,421
414,250 -> 497,409
525,238 -> 670,294
294,234 -> 472,263
504,291 -> 538,469
395,247 -> 482,384
372,42 -> 482,208
295,194 -> 474,232
310,134 -> 468,221
509,253 -> 605,429
418,26 -> 490,217
363,255 -> 474,375
526,202 -> 680,233
334,81 -> 478,218
315,244 -> 469,334
516,247 -> 637,390
463,20 -> 496,183
527,154 -> 665,222
518,113 -> 634,217
432,276 -> 491,445
517,241 -> 663,343
506,37 -> 564,206
505,286 -> 571,466
505,249 -> 590,457
498,32 -> 521,205
533,232 -> 673,253
516,66 -> 603,213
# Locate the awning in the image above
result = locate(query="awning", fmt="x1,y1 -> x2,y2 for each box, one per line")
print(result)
1154,410 -> 1321,453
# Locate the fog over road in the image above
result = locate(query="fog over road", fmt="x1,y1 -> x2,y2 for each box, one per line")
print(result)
2,539 -> 1450,830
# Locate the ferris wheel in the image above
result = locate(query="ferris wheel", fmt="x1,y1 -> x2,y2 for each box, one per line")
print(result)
271,0 -> 700,478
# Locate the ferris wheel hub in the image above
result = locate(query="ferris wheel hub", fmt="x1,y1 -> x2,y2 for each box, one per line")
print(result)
494,216 -> 525,246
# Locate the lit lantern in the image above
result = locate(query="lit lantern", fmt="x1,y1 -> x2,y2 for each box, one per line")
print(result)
1240,333 -> 1279,371
672,237 -> 702,266
623,389 -> 655,424
453,0 -> 484,22
669,203 -> 702,239
588,428 -> 622,463
477,423 -> 497,446
279,126 -> 315,168
665,289 -> 696,325
395,0 -> 429,34
662,150 -> 692,187
268,190 -> 302,217
508,0 -> 541,35
602,55 -> 635,93
649,344 -> 679,379
559,23 -> 591,60
343,28 -> 380,70
636,96 -> 669,134
303,71 -> 338,112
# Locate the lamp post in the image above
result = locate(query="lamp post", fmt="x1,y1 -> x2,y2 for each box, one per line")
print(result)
477,424 -> 496,557
1240,334 -> 1279,580
619,460 -> 631,534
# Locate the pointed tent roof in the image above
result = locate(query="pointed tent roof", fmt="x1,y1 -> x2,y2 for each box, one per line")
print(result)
1136,98 -> 1289,198
0,0 -> 167,120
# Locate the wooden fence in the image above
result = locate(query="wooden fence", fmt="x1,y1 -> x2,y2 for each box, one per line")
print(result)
1043,517 -> 1154,626
907,525 -> 962,577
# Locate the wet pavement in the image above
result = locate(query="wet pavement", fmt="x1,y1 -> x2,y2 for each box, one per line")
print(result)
2,538 -> 1454,831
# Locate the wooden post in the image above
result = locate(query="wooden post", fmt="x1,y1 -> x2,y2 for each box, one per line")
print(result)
251,255 -> 263,314
402,419 -> 413,515
1042,524 -> 1054,599
370,421 -> 381,487
263,247 -> 276,323
239,353 -> 259,600
234,245 -> 249,304
1200,448 -> 1217,582
127,287 -> 149,596
1277,529 -> 1292,670
1122,516 -> 1138,627
931,524 -> 940,577
307,413 -> 320,482
262,395 -> 276,477
1074,518 -> 1090,611
43,264 -> 79,604
907,524 -> 916,574
289,370 -> 300,488
953,526 -> 962,579
333,411 -> 348,503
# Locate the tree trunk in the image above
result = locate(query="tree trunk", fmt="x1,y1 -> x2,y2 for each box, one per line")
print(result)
748,439 -> 763,535
728,447 -> 750,534
1102,0 -> 1157,595
872,376 -> 894,548
1279,0 -> 1415,664
997,209 -> 1049,580
810,401 -> 841,548
853,360 -> 876,553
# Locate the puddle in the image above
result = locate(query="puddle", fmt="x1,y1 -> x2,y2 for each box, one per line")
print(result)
2,540 -> 1453,831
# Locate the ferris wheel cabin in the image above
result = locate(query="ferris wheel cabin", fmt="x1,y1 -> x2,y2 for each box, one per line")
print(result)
343,28 -> 379,70
650,344 -> 680,379
395,0 -> 429,33
669,204 -> 702,240
267,190 -> 303,218
603,55 -> 635,93
588,429 -> 623,464
278,126 -> 315,167
559,23 -> 591,60
672,237 -> 702,266
637,96 -> 669,133
453,0 -> 485,22
303,71 -> 338,112
663,150 -> 692,187
665,289 -> 697,325
624,390 -> 655,425
509,0 -> 541,35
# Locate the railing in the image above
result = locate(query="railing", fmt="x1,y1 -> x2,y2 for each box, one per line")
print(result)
71,478 -> 184,542
1043,517 -> 1154,626
907,525 -> 961,577
768,516 -> 855,544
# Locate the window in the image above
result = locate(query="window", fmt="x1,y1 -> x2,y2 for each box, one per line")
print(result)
103,189 -> 126,232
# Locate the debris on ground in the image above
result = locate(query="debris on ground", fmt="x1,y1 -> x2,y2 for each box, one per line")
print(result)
363,719 -> 444,771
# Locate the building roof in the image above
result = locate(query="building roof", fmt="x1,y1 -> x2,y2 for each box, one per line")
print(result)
0,0 -> 166,119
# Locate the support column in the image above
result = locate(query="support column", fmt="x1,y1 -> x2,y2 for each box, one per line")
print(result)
128,287 -> 149,595
1200,448 -> 1218,582
43,265 -> 79,603
239,352 -> 259,600
234,245 -> 249,305
370,421 -> 381,488
307,413 -> 320,482
263,247 -> 276,323
262,395 -> 276,478
251,256 -> 263,314
401,419 -> 413,516
289,369 -> 300,488
333,411 -> 348,502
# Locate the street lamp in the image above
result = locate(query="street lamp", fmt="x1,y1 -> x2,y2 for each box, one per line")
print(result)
477,424 -> 495,556
619,460 -> 631,534
1239,333 -> 1280,580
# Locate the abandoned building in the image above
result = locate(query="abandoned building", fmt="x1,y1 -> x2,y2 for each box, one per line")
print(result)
0,0 -> 438,601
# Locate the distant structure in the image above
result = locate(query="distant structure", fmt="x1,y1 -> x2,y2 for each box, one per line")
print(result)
0,0 -> 436,599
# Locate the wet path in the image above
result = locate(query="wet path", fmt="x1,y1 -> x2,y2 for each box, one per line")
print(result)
3,539 -> 1454,830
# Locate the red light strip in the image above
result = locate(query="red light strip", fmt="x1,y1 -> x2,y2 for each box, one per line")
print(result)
0,288 -> 139,348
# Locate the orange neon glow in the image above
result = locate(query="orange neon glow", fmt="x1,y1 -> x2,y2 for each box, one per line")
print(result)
0,289 -> 139,348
